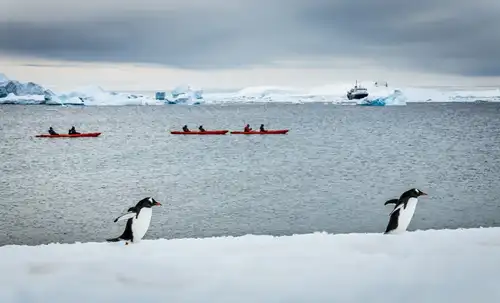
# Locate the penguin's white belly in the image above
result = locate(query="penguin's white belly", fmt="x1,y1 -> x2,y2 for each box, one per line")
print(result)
394,198 -> 418,233
131,208 -> 152,242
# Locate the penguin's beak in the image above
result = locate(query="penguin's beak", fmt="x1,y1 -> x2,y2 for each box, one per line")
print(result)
420,192 -> 428,196
154,201 -> 162,206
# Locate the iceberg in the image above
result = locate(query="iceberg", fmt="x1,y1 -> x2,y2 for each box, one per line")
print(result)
171,84 -> 203,99
358,89 -> 407,106
0,73 -> 54,102
0,227 -> 499,302
0,74 -> 205,106
53,86 -> 165,106
167,84 -> 203,105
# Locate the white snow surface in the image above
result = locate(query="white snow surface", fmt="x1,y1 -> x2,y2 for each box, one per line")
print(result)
1,227 -> 499,302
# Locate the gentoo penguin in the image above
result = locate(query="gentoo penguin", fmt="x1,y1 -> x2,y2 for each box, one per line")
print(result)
107,197 -> 161,244
384,188 -> 427,234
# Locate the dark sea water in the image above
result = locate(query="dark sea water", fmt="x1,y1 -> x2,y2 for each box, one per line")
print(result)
1,103 -> 500,246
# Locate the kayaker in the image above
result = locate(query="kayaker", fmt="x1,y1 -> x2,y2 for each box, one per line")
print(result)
259,124 -> 267,132
244,124 -> 252,132
48,127 -> 58,135
182,125 -> 190,132
198,125 -> 206,132
68,126 -> 80,135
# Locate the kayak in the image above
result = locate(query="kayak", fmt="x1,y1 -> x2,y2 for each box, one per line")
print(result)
230,130 -> 289,135
170,130 -> 229,135
35,132 -> 101,138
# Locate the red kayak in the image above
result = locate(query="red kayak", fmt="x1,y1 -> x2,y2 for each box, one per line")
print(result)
170,130 -> 228,135
35,132 -> 102,138
230,130 -> 289,135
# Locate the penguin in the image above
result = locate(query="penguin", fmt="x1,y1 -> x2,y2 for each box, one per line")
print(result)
107,197 -> 161,244
384,188 -> 427,234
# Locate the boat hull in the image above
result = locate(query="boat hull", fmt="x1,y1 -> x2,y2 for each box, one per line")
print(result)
230,130 -> 289,135
170,130 -> 228,135
347,93 -> 369,100
35,132 -> 101,138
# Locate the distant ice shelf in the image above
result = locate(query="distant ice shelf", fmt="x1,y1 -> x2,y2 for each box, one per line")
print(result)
2,73 -> 500,106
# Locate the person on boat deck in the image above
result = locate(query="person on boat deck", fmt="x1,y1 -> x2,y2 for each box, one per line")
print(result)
48,127 -> 58,135
259,124 -> 267,132
182,125 -> 190,132
198,125 -> 206,132
68,126 -> 80,135
244,124 -> 252,132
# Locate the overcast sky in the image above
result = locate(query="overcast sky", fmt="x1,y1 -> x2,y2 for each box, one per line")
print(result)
1,0 -> 499,89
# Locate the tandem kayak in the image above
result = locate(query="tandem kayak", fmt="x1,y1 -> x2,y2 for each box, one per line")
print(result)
35,132 -> 102,138
230,130 -> 289,135
170,130 -> 229,135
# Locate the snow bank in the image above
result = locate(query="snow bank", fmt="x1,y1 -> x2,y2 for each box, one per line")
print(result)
1,227 -> 499,302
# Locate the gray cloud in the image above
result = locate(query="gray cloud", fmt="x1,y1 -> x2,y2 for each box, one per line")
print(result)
0,0 -> 499,76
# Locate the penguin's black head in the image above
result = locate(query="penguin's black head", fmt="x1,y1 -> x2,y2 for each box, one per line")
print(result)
137,197 -> 162,208
409,188 -> 427,198
149,197 -> 162,207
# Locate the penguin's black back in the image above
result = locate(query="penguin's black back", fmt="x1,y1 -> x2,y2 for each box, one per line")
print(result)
119,219 -> 134,240
385,208 -> 400,233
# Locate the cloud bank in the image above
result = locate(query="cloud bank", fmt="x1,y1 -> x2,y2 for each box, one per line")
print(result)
0,0 -> 499,76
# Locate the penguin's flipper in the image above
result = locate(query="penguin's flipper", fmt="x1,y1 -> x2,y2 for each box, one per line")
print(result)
389,203 -> 404,216
113,212 -> 137,223
384,199 -> 399,205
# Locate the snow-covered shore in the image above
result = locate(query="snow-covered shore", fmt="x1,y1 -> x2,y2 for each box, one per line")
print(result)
1,227 -> 499,302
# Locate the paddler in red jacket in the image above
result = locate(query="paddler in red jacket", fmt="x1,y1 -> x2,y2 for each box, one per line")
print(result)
244,124 -> 252,132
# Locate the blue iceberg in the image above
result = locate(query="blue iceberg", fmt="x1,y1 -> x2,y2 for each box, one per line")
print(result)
358,90 -> 406,106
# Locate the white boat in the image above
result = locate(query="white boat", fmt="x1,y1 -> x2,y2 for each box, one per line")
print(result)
347,81 -> 369,100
